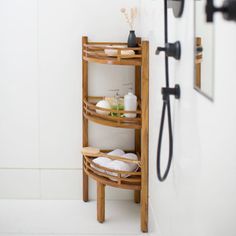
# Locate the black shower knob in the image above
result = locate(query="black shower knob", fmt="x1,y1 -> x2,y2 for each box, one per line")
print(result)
156,41 -> 181,60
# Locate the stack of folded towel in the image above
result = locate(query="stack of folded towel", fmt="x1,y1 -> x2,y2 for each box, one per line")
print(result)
92,149 -> 138,180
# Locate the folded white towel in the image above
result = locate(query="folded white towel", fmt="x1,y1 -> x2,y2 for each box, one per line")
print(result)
91,150 -> 138,181
108,160 -> 131,180
92,149 -> 125,173
121,153 -> 138,171
107,153 -> 139,180
92,157 -> 111,173
107,149 -> 125,156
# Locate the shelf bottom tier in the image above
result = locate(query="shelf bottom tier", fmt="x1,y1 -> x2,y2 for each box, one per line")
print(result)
83,154 -> 141,191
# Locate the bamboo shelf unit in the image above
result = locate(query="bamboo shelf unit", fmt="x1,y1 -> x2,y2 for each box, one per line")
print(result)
82,36 -> 149,233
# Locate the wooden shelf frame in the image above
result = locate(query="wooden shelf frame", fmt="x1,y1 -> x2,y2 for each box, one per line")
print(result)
82,36 -> 149,233
83,96 -> 142,129
83,41 -> 142,66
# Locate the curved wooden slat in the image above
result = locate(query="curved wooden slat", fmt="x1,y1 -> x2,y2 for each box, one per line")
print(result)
84,99 -> 142,114
83,113 -> 141,129
84,155 -> 141,173
84,168 -> 141,190
83,56 -> 142,66
84,160 -> 141,184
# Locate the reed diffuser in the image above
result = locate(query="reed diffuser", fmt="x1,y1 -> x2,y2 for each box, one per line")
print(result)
120,7 -> 138,47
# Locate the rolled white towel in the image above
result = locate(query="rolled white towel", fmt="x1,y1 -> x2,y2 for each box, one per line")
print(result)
108,160 -> 131,180
107,153 -> 138,181
91,149 -> 125,174
92,157 -> 111,173
121,153 -> 138,171
107,149 -> 125,157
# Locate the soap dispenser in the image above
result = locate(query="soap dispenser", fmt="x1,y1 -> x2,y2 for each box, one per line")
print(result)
124,90 -> 137,118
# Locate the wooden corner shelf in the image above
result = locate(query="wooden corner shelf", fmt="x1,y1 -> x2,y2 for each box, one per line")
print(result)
82,36 -> 149,233
83,96 -> 142,129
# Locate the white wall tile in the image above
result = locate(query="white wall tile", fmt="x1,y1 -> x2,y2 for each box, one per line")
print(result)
38,0 -> 82,169
0,0 -> 39,168
41,170 -> 82,199
141,1 -> 236,236
0,170 -> 40,199
38,0 -> 140,169
0,0 -> 141,200
41,169 -> 133,200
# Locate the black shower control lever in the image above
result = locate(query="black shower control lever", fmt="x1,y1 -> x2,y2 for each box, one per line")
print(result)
162,84 -> 181,102
156,41 -> 181,60
206,0 -> 236,22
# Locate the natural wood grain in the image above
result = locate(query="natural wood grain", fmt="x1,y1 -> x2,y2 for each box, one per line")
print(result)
134,190 -> 141,204
134,38 -> 142,204
81,149 -> 141,166
83,113 -> 141,130
84,168 -> 141,191
140,41 -> 149,233
82,36 -> 89,202
84,161 -> 141,184
195,37 -> 202,89
97,182 -> 105,223
83,56 -> 141,66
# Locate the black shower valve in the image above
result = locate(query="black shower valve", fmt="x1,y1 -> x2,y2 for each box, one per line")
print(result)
162,84 -> 181,101
206,0 -> 236,22
156,41 -> 181,60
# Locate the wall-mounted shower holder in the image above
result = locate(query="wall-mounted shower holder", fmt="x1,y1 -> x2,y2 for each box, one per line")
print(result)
156,41 -> 181,60
162,84 -> 181,101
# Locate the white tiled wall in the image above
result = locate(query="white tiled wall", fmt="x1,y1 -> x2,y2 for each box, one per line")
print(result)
0,0 -> 39,169
0,0 -> 141,199
141,1 -> 236,236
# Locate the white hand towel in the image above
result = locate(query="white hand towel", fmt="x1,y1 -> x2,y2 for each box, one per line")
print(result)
107,160 -> 131,180
92,157 -> 111,173
91,149 -> 125,174
121,153 -> 138,171
107,149 -> 125,157
107,153 -> 139,180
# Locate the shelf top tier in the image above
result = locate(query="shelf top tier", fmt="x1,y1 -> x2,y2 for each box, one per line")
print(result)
82,38 -> 146,66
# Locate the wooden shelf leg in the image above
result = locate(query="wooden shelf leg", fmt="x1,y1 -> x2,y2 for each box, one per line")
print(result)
82,36 -> 89,203
83,168 -> 89,202
141,40 -> 149,233
134,190 -> 141,204
97,182 -> 105,223
141,187 -> 148,232
135,61 -> 141,206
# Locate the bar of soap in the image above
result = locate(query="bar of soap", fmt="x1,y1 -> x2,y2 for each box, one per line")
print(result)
121,50 -> 135,56
104,45 -> 126,56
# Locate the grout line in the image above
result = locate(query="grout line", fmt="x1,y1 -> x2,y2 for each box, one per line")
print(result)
0,233 -> 145,236
36,0 -> 42,200
0,234 -> 145,236
0,167 -> 83,170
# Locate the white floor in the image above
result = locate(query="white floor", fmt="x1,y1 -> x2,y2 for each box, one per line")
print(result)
0,200 -> 151,236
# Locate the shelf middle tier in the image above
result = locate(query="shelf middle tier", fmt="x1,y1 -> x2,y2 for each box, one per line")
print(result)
83,96 -> 142,129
